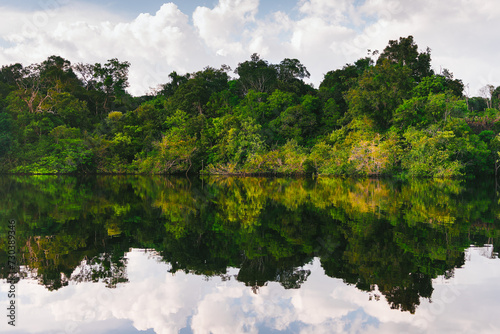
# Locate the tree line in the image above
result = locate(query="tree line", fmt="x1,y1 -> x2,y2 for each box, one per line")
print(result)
1,36 -> 499,177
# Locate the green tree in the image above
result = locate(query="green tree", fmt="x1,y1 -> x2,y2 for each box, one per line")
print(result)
0,112 -> 13,160
276,58 -> 312,95
439,69 -> 464,97
92,58 -> 131,113
393,93 -> 467,129
402,121 -> 489,178
377,35 -> 433,82
39,56 -> 81,93
135,110 -> 197,174
204,112 -> 265,170
234,54 -> 278,95
346,59 -> 414,129
159,71 -> 190,97
169,66 -> 229,116
319,57 -> 373,130
0,64 -> 23,109
7,63 -> 53,114
269,103 -> 317,146
492,86 -> 500,110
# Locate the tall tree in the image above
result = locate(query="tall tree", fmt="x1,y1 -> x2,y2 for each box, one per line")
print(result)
159,71 -> 190,97
93,58 -> 131,113
169,66 -> 229,116
39,55 -> 80,92
346,59 -> 414,129
319,57 -> 373,129
439,69 -> 464,97
479,84 -> 495,109
492,86 -> 500,110
276,58 -> 312,95
235,54 -> 278,95
377,35 -> 433,82
8,63 -> 52,114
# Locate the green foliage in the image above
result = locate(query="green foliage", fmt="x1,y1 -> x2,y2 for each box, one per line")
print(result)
0,37 -> 496,177
0,112 -> 13,159
276,58 -> 313,95
235,53 -> 278,94
412,75 -> 447,97
377,35 -> 433,82
135,110 -> 197,174
402,121 -> 489,178
169,66 -> 229,116
53,93 -> 91,129
204,112 -> 265,170
269,103 -> 317,146
244,140 -> 308,174
311,118 -> 402,176
346,59 -> 414,129
11,136 -> 93,174
108,111 -> 123,121
236,89 -> 269,121
492,86 -> 500,110
93,58 -> 131,109
159,71 -> 190,97
394,93 -> 468,129
319,57 -> 372,131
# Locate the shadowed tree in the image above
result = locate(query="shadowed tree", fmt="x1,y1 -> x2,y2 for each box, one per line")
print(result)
346,59 -> 414,129
377,35 -> 433,82
235,53 -> 278,95
159,71 -> 190,98
319,57 -> 373,130
169,66 -> 229,116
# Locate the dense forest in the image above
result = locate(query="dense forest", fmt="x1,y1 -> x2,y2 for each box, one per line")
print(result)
1,36 -> 499,177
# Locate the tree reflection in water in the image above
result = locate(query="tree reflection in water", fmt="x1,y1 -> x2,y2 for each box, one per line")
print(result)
0,175 -> 498,313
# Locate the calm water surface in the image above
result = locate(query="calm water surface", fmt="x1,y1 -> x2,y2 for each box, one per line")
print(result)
0,175 -> 499,333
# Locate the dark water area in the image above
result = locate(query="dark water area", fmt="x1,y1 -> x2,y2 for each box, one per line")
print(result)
0,175 -> 499,333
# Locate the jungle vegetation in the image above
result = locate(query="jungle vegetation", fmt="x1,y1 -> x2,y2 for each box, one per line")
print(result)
1,36 -> 500,178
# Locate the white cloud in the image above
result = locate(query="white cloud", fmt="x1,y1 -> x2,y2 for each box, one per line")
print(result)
193,0 -> 259,57
0,2 -> 210,95
298,0 -> 354,23
0,0 -> 499,95
350,0 -> 500,94
1,248 -> 500,333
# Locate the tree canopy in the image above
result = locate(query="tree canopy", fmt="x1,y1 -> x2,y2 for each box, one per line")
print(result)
1,36 -> 499,178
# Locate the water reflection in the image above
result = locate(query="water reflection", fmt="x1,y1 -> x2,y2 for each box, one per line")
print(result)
0,175 -> 499,333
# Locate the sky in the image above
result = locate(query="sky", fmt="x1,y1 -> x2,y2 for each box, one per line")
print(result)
1,247 -> 499,333
0,0 -> 498,96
